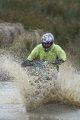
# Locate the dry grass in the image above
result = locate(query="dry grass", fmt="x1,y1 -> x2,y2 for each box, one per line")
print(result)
8,30 -> 43,59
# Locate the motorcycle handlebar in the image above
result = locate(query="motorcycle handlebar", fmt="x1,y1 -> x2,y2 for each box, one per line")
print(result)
21,59 -> 64,67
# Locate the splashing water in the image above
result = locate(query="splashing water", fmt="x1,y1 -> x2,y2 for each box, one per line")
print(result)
0,54 -> 32,108
0,54 -> 80,110
57,62 -> 80,106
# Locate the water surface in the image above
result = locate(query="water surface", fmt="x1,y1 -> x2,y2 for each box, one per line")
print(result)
0,81 -> 80,120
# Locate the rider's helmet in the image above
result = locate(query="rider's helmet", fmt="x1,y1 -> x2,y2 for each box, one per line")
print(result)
41,33 -> 54,50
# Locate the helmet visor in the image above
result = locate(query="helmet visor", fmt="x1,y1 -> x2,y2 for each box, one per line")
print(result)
42,41 -> 53,48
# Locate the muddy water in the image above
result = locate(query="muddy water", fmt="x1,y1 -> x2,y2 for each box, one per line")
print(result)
0,81 -> 80,120
0,55 -> 80,120
0,81 -> 27,120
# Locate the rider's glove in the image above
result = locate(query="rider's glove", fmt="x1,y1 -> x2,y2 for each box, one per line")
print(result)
21,60 -> 33,67
56,59 -> 64,65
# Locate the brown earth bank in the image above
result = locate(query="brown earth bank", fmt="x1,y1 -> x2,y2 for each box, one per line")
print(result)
0,23 -> 25,47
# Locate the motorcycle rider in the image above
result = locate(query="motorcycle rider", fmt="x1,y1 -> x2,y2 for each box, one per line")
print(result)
22,33 -> 66,70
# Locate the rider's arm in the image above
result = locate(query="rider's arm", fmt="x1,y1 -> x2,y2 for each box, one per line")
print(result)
21,45 -> 39,67
56,45 -> 66,63
27,45 -> 39,61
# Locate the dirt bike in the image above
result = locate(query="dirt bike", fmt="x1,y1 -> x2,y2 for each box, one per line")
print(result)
21,59 -> 63,81
21,60 -> 63,108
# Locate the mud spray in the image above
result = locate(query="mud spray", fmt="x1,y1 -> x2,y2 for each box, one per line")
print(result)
0,54 -> 80,111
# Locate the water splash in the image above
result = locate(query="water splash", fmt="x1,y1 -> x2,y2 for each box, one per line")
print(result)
0,54 -> 80,110
57,62 -> 80,106
0,54 -> 32,108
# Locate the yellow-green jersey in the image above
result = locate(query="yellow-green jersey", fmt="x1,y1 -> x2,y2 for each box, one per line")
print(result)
27,44 -> 66,62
